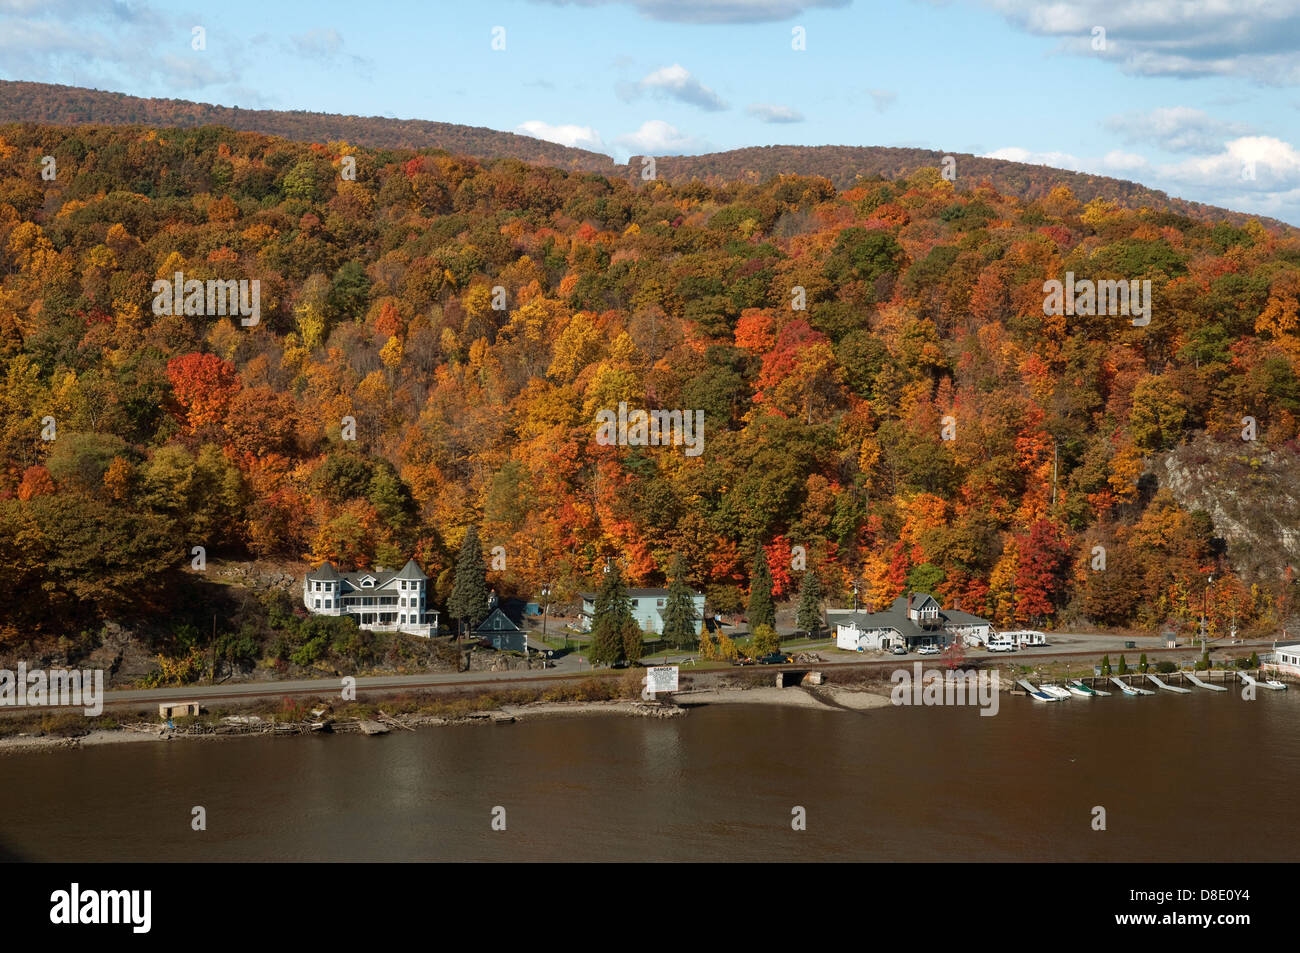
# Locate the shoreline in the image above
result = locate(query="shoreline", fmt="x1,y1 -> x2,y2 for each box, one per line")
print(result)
0,683 -> 891,755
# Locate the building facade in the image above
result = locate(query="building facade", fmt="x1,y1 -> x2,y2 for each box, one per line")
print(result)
303,558 -> 438,637
580,588 -> 707,636
831,593 -> 992,652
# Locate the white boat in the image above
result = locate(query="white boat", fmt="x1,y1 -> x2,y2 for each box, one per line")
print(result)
1040,684 -> 1072,700
1066,683 -> 1093,697
1070,679 -> 1110,696
1016,679 -> 1061,702
1265,679 -> 1288,691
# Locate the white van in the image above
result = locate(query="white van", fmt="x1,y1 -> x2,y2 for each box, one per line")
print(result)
986,639 -> 1017,653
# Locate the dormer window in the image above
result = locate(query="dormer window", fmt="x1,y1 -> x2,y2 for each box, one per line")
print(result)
360,576 -> 374,588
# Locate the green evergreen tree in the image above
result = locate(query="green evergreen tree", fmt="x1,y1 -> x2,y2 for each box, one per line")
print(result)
621,616 -> 644,664
1139,652 -> 1148,673
747,547 -> 775,631
1118,654 -> 1128,675
1101,654 -> 1111,675
447,524 -> 489,639
589,561 -> 633,667
661,554 -> 698,649
795,570 -> 823,635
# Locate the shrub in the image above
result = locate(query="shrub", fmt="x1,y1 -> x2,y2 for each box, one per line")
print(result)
1249,652 -> 1260,668
1157,661 -> 1176,674
749,624 -> 780,656
1118,654 -> 1128,675
1101,654 -> 1111,675
1139,653 -> 1148,672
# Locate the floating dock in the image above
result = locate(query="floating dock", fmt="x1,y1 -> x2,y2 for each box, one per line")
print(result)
1110,676 -> 1153,695
1016,679 -> 1061,702
1239,672 -> 1287,691
1185,673 -> 1228,692
1145,674 -> 1192,694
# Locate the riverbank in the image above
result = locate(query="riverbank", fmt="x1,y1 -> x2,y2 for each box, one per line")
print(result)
0,676 -> 893,754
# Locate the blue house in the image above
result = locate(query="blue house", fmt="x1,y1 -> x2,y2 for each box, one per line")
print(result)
579,588 -> 706,635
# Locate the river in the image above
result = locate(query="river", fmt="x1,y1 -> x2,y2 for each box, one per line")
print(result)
2,690 -> 1297,861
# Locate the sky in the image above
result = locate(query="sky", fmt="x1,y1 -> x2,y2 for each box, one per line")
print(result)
1,0 -> 1299,224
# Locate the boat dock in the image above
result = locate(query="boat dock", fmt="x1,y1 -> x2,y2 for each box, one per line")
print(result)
1184,673 -> 1228,692
1239,672 -> 1287,691
1145,674 -> 1192,694
1016,679 -> 1060,702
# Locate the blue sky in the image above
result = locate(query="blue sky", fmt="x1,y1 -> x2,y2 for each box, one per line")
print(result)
2,0 -> 1299,223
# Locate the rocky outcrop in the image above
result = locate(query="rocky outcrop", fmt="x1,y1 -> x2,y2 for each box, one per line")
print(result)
1153,436 -> 1300,582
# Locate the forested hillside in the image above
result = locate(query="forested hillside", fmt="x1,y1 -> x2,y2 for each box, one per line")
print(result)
1,121 -> 1299,651
0,80 -> 616,172
0,81 -> 1287,231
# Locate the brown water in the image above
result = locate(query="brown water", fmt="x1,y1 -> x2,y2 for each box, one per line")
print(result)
2,691 -> 1298,862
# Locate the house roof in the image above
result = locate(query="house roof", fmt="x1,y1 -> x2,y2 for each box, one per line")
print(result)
396,558 -> 426,580
579,588 -> 704,603
306,559 -> 426,590
836,594 -> 989,639
308,562 -> 341,581
475,607 -> 523,634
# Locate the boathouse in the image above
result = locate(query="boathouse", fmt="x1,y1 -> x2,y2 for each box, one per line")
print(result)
831,593 -> 991,652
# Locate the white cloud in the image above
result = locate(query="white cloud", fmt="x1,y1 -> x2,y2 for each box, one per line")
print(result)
516,120 -> 606,152
866,88 -> 897,112
984,136 -> 1300,224
630,63 -> 728,111
1159,136 -> 1300,193
614,119 -> 708,154
747,102 -> 804,123
983,0 -> 1300,84
1105,107 -> 1253,154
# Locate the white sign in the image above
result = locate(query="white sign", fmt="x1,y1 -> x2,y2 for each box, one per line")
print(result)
646,666 -> 679,693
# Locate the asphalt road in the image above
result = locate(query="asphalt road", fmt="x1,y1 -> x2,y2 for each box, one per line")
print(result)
5,631 -> 1274,713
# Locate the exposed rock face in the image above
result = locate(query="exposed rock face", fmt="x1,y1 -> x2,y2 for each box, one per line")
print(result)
1153,436 -> 1300,582
216,563 -> 298,591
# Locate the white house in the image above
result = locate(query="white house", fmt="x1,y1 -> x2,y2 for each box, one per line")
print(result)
831,593 -> 992,652
1265,641 -> 1300,677
303,559 -> 439,637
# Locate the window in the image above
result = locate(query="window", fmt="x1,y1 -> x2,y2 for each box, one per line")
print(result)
314,599 -> 320,609
401,580 -> 407,590
314,581 -> 321,592
657,599 -> 665,607
325,599 -> 332,609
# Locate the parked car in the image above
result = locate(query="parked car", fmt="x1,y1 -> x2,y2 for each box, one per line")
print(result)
757,651 -> 791,665
732,656 -> 755,666
917,644 -> 941,656
891,645 -> 908,655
